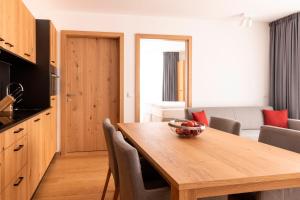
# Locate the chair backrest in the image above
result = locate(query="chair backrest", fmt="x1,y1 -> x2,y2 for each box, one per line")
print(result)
259,126 -> 300,153
102,118 -> 119,187
209,116 -> 241,135
112,131 -> 146,200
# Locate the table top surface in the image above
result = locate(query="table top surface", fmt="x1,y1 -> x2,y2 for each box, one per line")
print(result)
117,122 -> 300,191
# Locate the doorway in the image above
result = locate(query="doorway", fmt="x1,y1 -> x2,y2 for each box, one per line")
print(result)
61,31 -> 124,154
135,34 -> 192,122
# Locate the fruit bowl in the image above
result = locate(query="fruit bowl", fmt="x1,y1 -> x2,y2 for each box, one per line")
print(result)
168,119 -> 205,137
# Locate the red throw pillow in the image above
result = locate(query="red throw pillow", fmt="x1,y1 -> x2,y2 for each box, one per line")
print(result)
192,111 -> 209,126
262,109 -> 288,128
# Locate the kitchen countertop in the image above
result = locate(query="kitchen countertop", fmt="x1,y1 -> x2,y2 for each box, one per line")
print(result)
0,108 -> 51,133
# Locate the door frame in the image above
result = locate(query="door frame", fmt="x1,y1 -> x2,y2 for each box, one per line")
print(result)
60,30 -> 124,154
135,34 -> 192,122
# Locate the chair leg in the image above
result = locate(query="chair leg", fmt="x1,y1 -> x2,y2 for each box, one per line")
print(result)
101,168 -> 111,200
113,187 -> 119,200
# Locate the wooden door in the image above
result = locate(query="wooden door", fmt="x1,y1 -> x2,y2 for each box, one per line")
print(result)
64,36 -> 120,153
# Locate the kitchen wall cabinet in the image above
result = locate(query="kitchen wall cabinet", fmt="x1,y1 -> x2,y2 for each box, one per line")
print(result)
0,0 -> 36,63
1,0 -> 19,54
50,22 -> 57,67
19,2 -> 36,63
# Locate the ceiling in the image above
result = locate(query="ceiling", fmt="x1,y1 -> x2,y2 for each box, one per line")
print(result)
25,0 -> 300,22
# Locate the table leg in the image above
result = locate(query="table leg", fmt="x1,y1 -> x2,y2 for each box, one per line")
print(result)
171,185 -> 195,200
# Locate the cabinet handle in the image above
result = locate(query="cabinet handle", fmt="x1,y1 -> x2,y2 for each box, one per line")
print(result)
34,118 -> 40,122
14,128 -> 24,134
13,177 -> 24,187
4,42 -> 14,47
46,112 -> 51,116
14,144 -> 24,152
24,53 -> 31,57
51,60 -> 55,64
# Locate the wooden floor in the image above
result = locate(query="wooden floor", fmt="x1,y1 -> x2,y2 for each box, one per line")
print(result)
33,152 -> 115,200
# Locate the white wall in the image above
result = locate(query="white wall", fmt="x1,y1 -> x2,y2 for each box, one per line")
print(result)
25,8 -> 269,149
140,39 -> 186,121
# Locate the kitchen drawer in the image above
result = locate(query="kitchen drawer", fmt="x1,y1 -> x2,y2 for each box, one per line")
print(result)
4,136 -> 27,188
4,122 -> 28,149
3,165 -> 28,200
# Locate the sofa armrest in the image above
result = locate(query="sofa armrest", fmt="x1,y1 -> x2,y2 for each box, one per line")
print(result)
288,119 -> 300,131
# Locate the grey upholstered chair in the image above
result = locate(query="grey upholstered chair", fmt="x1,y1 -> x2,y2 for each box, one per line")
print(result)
256,125 -> 300,200
112,130 -> 170,200
102,118 -> 168,200
101,118 -> 119,200
209,117 -> 241,135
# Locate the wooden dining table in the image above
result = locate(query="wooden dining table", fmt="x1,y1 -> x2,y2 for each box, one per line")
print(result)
117,122 -> 300,200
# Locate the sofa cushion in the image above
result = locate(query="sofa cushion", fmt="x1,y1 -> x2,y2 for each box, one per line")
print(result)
240,129 -> 260,141
192,111 -> 209,126
185,107 -> 235,121
262,109 -> 288,128
234,106 -> 273,130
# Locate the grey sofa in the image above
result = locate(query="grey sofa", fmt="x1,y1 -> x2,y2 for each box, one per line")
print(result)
186,106 -> 300,140
185,106 -> 273,140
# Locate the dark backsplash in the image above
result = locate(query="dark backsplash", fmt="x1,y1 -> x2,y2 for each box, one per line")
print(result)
0,61 -> 11,99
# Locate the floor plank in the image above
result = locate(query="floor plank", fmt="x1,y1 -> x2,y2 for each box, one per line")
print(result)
33,152 -> 115,200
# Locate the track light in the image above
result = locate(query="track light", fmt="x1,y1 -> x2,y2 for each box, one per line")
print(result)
240,13 -> 253,28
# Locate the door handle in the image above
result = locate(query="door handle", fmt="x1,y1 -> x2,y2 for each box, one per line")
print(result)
14,144 -> 24,152
4,42 -> 14,47
67,93 -> 76,97
13,177 -> 24,187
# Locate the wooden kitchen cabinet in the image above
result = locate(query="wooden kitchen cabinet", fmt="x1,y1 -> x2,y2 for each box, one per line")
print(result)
50,22 -> 57,67
27,109 -> 56,198
42,111 -> 52,172
0,0 -> 36,63
1,0 -> 20,54
3,165 -> 28,200
3,136 -> 27,189
50,96 -> 57,157
3,122 -> 27,150
19,2 -> 36,63
27,115 -> 42,197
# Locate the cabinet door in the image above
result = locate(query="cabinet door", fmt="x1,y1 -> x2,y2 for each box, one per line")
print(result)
3,166 -> 28,200
18,2 -> 36,63
28,11 -> 36,63
27,117 -> 42,198
50,22 -> 57,67
42,111 -> 52,170
2,0 -> 19,53
50,97 -> 57,157
0,0 -> 5,47
3,136 -> 27,189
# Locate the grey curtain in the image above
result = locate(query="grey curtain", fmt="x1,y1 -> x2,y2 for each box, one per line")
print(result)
162,52 -> 179,101
270,13 -> 300,119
